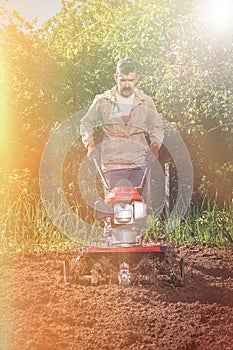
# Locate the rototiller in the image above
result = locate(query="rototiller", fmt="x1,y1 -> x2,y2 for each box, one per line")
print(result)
63,156 -> 184,285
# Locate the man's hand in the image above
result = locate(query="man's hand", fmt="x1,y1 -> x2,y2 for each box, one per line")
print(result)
150,143 -> 159,159
87,143 -> 95,158
87,143 -> 100,161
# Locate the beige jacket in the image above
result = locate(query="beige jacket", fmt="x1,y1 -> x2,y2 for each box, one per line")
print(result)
80,86 -> 164,172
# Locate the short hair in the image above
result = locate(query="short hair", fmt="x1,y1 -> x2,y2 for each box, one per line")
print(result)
116,58 -> 139,75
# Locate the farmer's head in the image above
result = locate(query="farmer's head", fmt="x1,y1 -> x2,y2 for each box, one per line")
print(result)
114,58 -> 139,98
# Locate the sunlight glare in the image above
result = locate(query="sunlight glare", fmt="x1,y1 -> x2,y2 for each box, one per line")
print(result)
201,0 -> 233,33
0,47 -> 8,158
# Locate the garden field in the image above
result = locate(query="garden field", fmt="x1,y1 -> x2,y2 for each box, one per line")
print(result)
1,244 -> 232,350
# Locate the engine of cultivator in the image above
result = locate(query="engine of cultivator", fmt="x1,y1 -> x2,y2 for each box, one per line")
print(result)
63,157 -> 185,286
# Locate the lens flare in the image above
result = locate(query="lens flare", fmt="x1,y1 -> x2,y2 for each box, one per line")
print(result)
201,0 -> 233,33
0,45 -> 8,162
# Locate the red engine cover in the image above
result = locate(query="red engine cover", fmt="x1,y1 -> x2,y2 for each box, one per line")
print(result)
105,186 -> 143,203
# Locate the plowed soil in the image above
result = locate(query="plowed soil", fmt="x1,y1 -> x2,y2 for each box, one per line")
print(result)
0,244 -> 232,350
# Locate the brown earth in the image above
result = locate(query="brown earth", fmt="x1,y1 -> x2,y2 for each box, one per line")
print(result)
0,244 -> 233,350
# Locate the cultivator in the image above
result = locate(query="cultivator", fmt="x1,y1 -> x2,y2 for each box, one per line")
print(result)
63,245 -> 184,286
63,156 -> 185,286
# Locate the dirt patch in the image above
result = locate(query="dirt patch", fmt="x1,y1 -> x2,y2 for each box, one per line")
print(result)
0,244 -> 233,350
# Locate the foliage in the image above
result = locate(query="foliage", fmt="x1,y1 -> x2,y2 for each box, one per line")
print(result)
0,166 -> 231,252
0,167 -> 78,252
0,0 -> 232,247
1,0 -> 232,200
146,201 -> 233,247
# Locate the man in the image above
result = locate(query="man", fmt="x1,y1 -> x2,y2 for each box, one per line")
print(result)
80,57 -> 164,201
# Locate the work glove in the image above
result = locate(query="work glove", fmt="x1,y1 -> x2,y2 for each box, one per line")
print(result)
149,143 -> 159,160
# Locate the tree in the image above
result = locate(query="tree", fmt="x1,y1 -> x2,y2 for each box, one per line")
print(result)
1,0 -> 232,204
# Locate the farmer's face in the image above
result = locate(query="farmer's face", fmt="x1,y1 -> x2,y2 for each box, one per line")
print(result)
114,72 -> 138,97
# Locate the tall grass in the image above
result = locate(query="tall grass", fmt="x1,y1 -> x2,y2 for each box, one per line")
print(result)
0,169 -> 78,253
146,200 -> 233,247
0,168 -> 232,253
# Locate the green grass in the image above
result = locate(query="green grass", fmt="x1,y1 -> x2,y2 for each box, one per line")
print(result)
146,201 -> 233,247
0,191 -> 78,253
0,170 -> 78,253
0,168 -> 232,253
